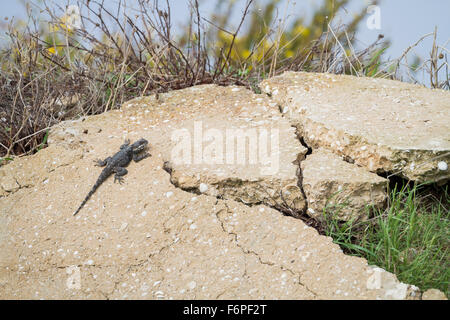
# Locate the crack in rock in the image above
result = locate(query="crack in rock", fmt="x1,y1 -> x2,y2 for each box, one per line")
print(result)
160,163 -> 318,297
260,71 -> 450,184
215,202 -> 318,297
164,160 -> 308,219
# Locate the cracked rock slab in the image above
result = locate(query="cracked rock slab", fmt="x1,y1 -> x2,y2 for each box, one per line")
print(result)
301,149 -> 388,221
123,85 -> 307,214
217,201 -> 420,299
0,144 -> 419,299
0,143 -> 83,197
165,118 -> 307,213
261,71 -> 450,183
0,84 -> 433,299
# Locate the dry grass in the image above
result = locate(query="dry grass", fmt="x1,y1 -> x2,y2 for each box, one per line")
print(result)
0,0 -> 448,160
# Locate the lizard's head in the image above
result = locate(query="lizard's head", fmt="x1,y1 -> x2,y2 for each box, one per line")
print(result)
132,138 -> 149,152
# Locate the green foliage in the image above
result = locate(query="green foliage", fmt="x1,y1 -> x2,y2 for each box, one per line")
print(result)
0,156 -> 14,166
364,47 -> 387,77
197,0 -> 379,76
37,129 -> 49,152
323,183 -> 449,296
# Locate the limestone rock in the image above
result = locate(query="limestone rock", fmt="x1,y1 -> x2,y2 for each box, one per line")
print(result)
0,143 -> 83,197
301,149 -> 388,221
365,266 -> 421,300
0,83 -> 437,299
422,289 -> 447,300
123,84 -> 308,214
0,146 -> 418,299
261,71 -> 450,183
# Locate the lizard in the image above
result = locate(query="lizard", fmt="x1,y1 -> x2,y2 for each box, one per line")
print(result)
73,138 -> 150,216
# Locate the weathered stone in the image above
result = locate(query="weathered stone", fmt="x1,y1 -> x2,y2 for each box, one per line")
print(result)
261,71 -> 450,183
301,149 -> 388,221
122,85 -> 308,214
0,84 -> 427,299
365,266 -> 421,300
0,143 -> 83,197
422,288 -> 448,300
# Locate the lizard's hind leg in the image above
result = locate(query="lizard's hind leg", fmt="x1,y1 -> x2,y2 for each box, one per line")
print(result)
113,167 -> 128,184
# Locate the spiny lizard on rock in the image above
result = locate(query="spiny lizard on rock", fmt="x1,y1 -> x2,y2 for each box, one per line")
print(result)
73,138 -> 150,216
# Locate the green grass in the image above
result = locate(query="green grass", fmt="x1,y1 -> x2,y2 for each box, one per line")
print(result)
36,129 -> 49,152
322,183 -> 449,297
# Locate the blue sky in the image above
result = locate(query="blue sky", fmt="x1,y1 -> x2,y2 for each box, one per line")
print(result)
2,0 -> 449,75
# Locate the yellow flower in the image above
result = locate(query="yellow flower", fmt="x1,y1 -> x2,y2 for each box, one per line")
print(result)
60,15 -> 72,32
218,30 -> 233,42
49,23 -> 60,33
47,47 -> 57,55
294,25 -> 310,37
242,49 -> 252,59
49,5 -> 81,34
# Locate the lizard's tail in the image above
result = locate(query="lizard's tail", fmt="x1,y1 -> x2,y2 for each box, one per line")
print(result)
73,180 -> 101,216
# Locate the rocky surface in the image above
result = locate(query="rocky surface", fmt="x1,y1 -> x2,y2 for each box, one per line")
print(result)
124,85 -> 307,214
261,71 -> 450,183
301,149 -> 387,221
0,80 -> 446,299
422,289 -> 448,300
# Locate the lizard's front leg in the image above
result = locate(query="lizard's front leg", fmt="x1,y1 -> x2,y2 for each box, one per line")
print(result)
120,139 -> 131,149
133,152 -> 150,162
94,156 -> 111,167
113,167 -> 128,184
